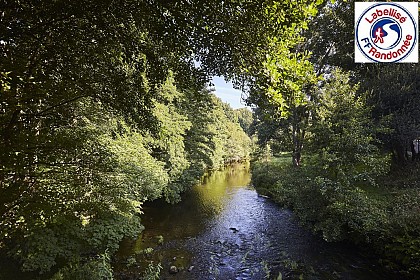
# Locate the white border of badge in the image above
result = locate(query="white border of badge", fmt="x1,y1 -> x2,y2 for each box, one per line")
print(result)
355,2 -> 418,63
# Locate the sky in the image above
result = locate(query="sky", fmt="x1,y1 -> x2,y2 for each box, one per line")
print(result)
211,76 -> 248,109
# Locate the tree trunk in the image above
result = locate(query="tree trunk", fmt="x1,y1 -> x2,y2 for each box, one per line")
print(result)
391,140 -> 407,167
292,122 -> 305,167
292,149 -> 301,167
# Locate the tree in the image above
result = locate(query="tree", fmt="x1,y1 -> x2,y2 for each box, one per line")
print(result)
147,75 -> 192,202
1,0 -> 321,179
251,104 -> 294,155
248,40 -> 318,166
1,0 -> 321,275
303,1 -> 355,73
309,68 -> 386,181
360,64 -> 420,166
301,0 -> 420,167
235,108 -> 253,136
0,98 -> 168,274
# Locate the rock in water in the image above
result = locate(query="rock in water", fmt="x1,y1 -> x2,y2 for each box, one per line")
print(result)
229,227 -> 239,233
169,266 -> 178,274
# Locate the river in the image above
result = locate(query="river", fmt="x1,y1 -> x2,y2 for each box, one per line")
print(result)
115,163 -> 400,279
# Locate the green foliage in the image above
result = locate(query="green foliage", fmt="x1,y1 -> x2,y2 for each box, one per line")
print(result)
262,50 -> 317,117
249,0 -> 420,277
183,91 -> 252,168
308,69 -> 389,183
156,235 -> 164,245
235,108 -> 253,136
50,251 -> 113,280
126,256 -> 137,268
1,0 -> 319,277
362,64 -> 420,165
252,160 -> 389,242
249,35 -> 319,166
253,69 -> 390,241
251,107 -> 294,155
383,188 -> 420,276
250,159 -> 286,197
150,81 -> 252,203
251,69 -> 420,276
104,130 -> 169,202
140,262 -> 162,280
1,100 -> 152,273
0,78 -> 252,276
304,1 -> 420,166
148,77 -> 193,202
152,76 -> 192,179
303,1 -> 354,72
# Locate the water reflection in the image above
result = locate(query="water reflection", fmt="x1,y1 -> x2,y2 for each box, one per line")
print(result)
138,163 -> 250,243
195,163 -> 251,218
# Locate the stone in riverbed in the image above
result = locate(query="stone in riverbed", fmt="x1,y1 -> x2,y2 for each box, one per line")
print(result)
229,227 -> 239,233
169,266 -> 178,274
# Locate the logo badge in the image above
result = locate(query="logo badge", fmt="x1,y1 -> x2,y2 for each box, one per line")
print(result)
355,2 -> 418,63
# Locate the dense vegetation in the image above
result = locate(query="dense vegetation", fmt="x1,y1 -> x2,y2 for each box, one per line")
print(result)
3,0 -> 420,279
251,1 -> 420,278
0,73 -> 251,278
0,0 -> 319,278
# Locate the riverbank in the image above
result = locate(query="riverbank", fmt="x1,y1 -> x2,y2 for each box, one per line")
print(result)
251,155 -> 420,279
114,163 -> 394,280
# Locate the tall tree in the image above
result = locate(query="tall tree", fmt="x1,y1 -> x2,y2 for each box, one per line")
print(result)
248,42 -> 318,166
309,69 -> 383,180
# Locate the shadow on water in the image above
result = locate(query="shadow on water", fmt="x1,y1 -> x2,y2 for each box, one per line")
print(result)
116,163 -> 402,280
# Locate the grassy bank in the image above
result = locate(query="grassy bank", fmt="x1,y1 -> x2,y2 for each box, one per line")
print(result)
251,156 -> 420,278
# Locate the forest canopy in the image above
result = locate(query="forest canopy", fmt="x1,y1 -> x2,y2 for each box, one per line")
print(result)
1,0 -> 320,278
3,0 -> 420,278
